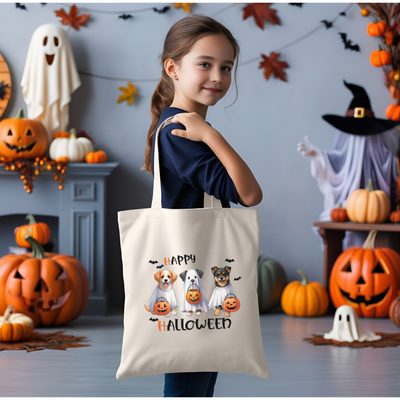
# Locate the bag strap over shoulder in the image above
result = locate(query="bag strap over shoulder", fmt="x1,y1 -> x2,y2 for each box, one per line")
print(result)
151,115 -> 222,209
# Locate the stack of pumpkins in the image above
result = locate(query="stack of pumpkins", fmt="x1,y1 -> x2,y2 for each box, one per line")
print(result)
0,214 -> 89,342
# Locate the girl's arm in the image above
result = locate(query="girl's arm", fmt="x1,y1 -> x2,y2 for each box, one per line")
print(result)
171,112 -> 263,207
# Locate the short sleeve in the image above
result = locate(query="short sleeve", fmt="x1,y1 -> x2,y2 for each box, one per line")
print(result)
159,122 -> 238,204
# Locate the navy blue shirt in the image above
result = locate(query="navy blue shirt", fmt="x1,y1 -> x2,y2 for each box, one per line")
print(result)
151,107 -> 239,209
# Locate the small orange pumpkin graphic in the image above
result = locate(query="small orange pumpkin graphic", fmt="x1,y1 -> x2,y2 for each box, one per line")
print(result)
223,294 -> 241,312
154,297 -> 171,316
186,284 -> 201,304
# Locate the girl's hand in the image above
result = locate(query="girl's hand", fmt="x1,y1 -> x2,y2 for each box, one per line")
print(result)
171,112 -> 213,142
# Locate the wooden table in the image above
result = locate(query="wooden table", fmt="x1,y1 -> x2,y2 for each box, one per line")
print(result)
313,221 -> 400,290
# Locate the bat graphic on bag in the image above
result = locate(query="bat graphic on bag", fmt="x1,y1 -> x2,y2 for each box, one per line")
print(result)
149,260 -> 158,264
234,277 -> 242,281
149,318 -> 159,322
225,258 -> 235,263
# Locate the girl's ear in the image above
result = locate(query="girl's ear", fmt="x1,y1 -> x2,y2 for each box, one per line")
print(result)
164,58 -> 178,80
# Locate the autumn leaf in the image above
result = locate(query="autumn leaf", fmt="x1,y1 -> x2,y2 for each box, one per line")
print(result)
259,52 -> 289,82
117,82 -> 137,105
174,3 -> 194,13
243,3 -> 280,30
54,4 -> 90,31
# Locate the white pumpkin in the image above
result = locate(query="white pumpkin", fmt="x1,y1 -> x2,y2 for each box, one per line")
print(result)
49,128 -> 93,162
0,305 -> 35,341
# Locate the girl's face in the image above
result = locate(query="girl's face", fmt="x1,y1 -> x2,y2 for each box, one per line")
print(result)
169,35 -> 235,114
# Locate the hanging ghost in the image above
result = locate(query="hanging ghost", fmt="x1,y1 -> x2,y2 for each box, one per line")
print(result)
180,269 -> 209,316
21,23 -> 81,143
324,305 -> 382,342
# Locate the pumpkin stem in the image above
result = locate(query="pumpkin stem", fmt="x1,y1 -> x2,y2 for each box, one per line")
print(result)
378,44 -> 382,51
25,213 -> 37,225
69,128 -> 77,138
338,203 -> 343,209
297,269 -> 308,285
3,305 -> 14,321
366,178 -> 374,192
363,230 -> 378,249
25,233 -> 47,259
16,108 -> 25,119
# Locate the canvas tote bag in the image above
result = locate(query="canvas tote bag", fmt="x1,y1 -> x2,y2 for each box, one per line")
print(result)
116,116 -> 270,380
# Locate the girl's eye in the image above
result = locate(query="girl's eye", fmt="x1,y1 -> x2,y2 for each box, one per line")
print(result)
199,62 -> 210,68
222,66 -> 231,72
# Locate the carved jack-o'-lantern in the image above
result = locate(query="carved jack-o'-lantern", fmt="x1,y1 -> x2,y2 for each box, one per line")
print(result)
0,235 -> 89,326
223,294 -> 241,312
154,297 -> 171,316
329,230 -> 400,318
186,284 -> 201,304
0,108 -> 48,159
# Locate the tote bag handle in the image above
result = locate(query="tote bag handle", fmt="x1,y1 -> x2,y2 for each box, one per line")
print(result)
151,115 -> 222,209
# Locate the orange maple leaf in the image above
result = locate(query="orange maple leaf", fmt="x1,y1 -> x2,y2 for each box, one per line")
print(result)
54,4 -> 90,31
259,52 -> 289,82
243,3 -> 280,30
174,3 -> 194,13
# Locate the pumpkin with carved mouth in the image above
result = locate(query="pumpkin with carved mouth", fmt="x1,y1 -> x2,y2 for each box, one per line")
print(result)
0,234 -> 89,326
154,298 -> 171,316
329,230 -> 400,317
0,108 -> 48,159
186,287 -> 201,304
223,294 -> 241,312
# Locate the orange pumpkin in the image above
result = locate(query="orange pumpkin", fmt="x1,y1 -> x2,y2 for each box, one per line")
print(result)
0,305 -> 34,342
53,131 -> 70,139
0,235 -> 89,327
186,285 -> 201,304
0,108 -> 48,159
154,297 -> 171,316
223,294 -> 241,312
329,230 -> 400,318
386,103 -> 400,120
367,20 -> 388,36
390,205 -> 400,223
384,31 -> 395,46
370,46 -> 392,67
14,214 -> 51,248
330,203 -> 349,222
360,7 -> 370,17
85,150 -> 107,163
389,290 -> 400,327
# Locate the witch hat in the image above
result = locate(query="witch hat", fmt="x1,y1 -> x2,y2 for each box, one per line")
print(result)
322,80 -> 399,135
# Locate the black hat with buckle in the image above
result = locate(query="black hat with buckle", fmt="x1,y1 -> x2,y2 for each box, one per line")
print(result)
322,80 -> 399,135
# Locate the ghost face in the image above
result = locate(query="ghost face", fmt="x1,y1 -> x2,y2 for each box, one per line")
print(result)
32,24 -> 65,67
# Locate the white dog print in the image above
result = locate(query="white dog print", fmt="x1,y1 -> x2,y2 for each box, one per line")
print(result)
180,269 -> 209,316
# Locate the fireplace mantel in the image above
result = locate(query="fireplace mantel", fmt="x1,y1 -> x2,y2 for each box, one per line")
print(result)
0,162 -> 119,315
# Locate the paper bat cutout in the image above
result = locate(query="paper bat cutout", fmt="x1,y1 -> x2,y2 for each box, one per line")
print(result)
156,265 -> 164,269
149,260 -> 158,264
321,20 -> 333,29
339,33 -> 361,52
225,258 -> 235,263
289,3 -> 303,7
119,14 -> 133,20
340,12 -> 346,16
16,3 -> 26,10
153,6 -> 170,13
0,81 -> 10,101
149,318 -> 159,322
234,277 -> 242,281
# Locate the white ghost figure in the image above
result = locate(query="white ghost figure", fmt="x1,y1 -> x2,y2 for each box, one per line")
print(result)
324,305 -> 382,342
21,23 -> 81,142
180,269 -> 209,316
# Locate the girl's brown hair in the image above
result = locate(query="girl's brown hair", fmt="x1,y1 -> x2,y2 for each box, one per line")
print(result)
141,14 -> 240,174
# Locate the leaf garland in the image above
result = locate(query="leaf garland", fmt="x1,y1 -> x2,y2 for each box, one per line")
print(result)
259,52 -> 289,82
243,3 -> 280,30
117,82 -> 137,105
54,4 -> 90,31
174,3 -> 194,14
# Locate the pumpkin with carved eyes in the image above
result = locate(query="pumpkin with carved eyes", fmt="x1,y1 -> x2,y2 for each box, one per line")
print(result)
186,288 -> 201,304
0,108 -> 48,159
154,298 -> 171,316
223,294 -> 241,312
0,234 -> 89,327
329,230 -> 400,318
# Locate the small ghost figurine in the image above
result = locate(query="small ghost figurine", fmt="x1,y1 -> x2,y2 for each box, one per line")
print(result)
324,305 -> 382,342
21,23 -> 81,142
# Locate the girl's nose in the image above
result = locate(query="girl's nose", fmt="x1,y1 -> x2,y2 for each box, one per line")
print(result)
211,69 -> 222,83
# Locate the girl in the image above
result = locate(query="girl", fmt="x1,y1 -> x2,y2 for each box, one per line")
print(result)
142,14 -> 262,397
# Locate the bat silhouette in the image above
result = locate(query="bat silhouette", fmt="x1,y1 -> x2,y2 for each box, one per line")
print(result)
289,3 -> 303,7
153,6 -> 170,13
225,258 -> 235,263
339,33 -> 361,52
321,20 -> 333,29
149,260 -> 158,264
234,277 -> 242,281
16,3 -> 26,9
156,265 -> 164,269
119,14 -> 133,20
149,318 -> 159,322
340,12 -> 346,16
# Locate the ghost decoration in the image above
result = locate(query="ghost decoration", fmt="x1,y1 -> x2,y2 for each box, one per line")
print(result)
324,305 -> 382,342
21,23 -> 81,143
180,269 -> 209,316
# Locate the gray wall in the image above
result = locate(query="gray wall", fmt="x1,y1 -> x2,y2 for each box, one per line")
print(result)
0,3 -> 395,308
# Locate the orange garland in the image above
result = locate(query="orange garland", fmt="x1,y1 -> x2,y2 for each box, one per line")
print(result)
0,156 -> 68,194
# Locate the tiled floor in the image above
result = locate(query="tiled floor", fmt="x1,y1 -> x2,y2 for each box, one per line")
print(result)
1,307 -> 399,397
